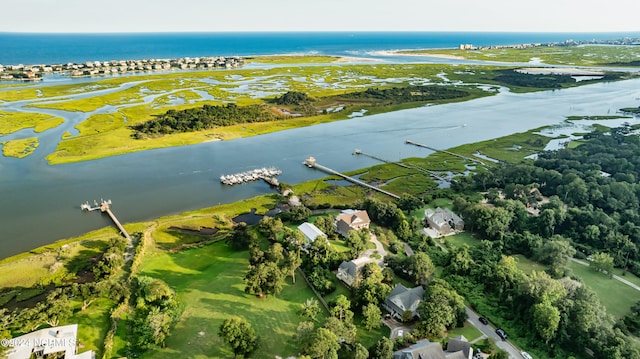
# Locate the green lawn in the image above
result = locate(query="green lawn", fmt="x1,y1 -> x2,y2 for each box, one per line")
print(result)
568,261 -> 639,318
447,321 -> 484,342
72,297 -> 116,357
513,254 -> 548,275
138,241 -> 319,359
445,232 -> 481,249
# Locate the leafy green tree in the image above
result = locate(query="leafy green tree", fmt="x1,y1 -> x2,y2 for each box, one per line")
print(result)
534,237 -> 576,277
362,303 -> 382,331
369,337 -> 394,359
305,328 -> 340,359
416,279 -> 466,337
355,263 -> 391,307
532,300 -> 561,343
41,290 -> 72,327
296,321 -> 316,349
257,216 -> 283,241
590,252 -> 614,277
244,261 -> 285,297
411,252 -> 435,285
353,343 -> 369,359
219,317 -> 259,358
323,316 -> 356,345
396,220 -> 412,241
330,295 -> 354,323
299,298 -> 321,322
345,230 -> 368,258
134,306 -> 174,349
286,249 -> 302,284
227,222 -> 257,250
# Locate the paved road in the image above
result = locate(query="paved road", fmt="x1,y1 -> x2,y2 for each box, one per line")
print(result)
570,257 -> 640,291
466,307 -> 523,359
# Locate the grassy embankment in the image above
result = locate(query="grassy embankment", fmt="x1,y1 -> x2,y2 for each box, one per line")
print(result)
399,44 -> 640,67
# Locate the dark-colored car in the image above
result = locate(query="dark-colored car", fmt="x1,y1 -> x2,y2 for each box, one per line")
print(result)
496,328 -> 508,341
479,317 -> 489,325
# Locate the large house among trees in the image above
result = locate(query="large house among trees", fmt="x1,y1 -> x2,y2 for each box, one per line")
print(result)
423,207 -> 464,236
336,257 -> 377,287
334,209 -> 371,237
383,284 -> 425,321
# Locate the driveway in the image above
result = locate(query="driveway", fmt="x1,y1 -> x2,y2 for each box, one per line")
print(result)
466,307 -> 523,359
362,233 -> 387,265
382,316 -> 413,339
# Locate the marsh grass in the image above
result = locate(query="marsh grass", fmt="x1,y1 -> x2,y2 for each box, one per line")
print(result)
0,111 -> 64,135
1,137 -> 39,158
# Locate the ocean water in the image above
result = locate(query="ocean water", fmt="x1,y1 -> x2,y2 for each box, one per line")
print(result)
1,31 -> 638,65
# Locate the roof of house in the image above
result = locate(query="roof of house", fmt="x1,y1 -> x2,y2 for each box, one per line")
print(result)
338,257 -> 374,279
297,222 -> 325,242
425,207 -> 463,226
386,284 -> 425,314
6,324 -> 94,359
446,336 -> 472,358
393,340 -> 446,359
336,210 -> 371,227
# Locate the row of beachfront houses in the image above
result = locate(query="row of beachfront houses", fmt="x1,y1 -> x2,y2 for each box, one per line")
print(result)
0,56 -> 244,80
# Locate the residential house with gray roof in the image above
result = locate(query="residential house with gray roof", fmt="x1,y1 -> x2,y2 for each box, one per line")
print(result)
424,207 -> 464,236
393,338 -> 472,359
383,284 -> 424,320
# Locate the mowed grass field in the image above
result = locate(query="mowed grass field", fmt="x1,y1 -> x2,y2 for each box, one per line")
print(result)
138,241 -> 319,359
567,261 -> 640,319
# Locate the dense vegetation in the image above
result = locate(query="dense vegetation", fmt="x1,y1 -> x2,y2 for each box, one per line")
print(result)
131,86 -> 473,138
339,85 -> 469,104
131,103 -> 284,137
488,69 -> 622,89
443,125 -> 640,358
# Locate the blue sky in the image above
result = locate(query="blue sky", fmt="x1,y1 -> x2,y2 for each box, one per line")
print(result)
3,0 -> 638,33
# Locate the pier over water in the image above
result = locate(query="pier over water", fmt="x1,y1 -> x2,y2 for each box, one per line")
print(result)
303,156 -> 400,199
81,199 -> 132,244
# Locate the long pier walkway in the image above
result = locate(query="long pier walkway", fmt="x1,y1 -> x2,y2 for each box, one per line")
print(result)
81,199 -> 132,243
353,149 -> 450,182
303,157 -> 400,199
405,139 -> 485,166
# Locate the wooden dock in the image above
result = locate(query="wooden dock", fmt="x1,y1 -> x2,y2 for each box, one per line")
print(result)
405,139 -> 485,166
81,199 -> 132,243
353,148 -> 450,182
303,156 -> 400,199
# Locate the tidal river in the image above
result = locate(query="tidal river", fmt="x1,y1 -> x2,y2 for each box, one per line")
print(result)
1,79 -> 640,259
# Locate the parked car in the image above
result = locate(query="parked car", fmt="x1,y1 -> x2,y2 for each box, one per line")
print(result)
397,329 -> 404,337
479,316 -> 489,325
496,328 -> 508,340
521,352 -> 533,359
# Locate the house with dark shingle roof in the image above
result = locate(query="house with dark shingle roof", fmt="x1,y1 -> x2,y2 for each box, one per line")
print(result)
336,257 -> 376,287
446,335 -> 473,359
393,338 -> 473,359
424,207 -> 464,236
383,284 -> 425,320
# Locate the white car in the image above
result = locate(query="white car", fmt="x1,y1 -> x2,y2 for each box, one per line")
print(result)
397,329 -> 404,337
521,352 -> 533,359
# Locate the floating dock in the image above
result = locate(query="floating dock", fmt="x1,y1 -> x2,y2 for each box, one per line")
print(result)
303,156 -> 399,199
220,167 -> 282,186
81,199 -> 132,243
